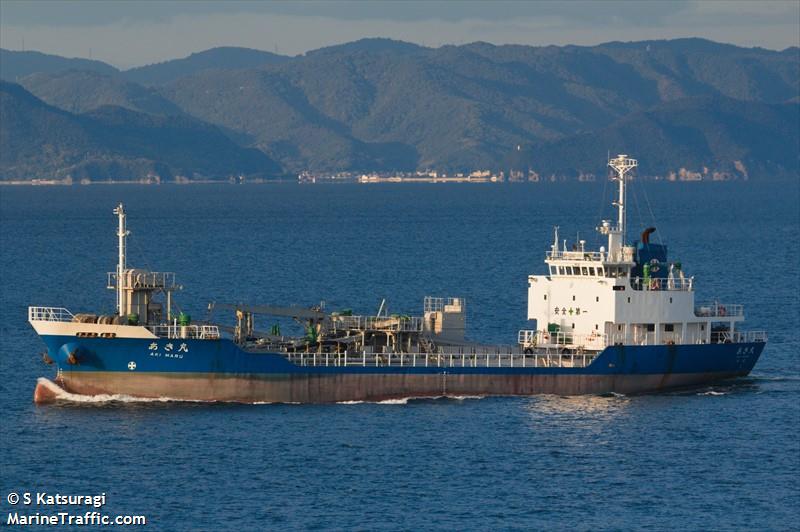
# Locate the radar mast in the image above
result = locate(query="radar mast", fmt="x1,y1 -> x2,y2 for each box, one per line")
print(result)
598,154 -> 637,262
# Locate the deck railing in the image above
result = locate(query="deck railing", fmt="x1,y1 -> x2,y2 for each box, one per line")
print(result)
518,330 -> 607,351
630,277 -> 693,292
330,315 -> 423,332
28,306 -> 75,322
284,349 -> 597,369
711,330 -> 767,344
546,250 -> 605,261
146,324 -> 220,340
695,303 -> 744,318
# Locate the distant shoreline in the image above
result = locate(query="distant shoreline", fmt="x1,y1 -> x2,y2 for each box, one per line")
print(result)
0,177 -> 774,186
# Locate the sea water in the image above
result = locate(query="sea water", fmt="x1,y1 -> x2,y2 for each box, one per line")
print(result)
1,181 -> 798,530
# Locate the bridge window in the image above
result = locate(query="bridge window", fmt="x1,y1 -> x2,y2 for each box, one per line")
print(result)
550,266 -> 556,275
598,267 -> 604,276
566,266 -> 573,275
581,267 -> 589,275
589,267 -> 596,276
558,266 -> 565,275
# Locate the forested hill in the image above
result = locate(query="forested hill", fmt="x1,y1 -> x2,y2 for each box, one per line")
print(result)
2,38 -> 797,181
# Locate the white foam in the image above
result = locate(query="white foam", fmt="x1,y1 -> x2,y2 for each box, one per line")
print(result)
377,398 -> 410,404
337,395 -> 485,405
697,390 -> 727,396
35,377 -> 207,404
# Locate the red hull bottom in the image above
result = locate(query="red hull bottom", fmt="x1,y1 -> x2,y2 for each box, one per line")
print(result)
35,371 -> 746,404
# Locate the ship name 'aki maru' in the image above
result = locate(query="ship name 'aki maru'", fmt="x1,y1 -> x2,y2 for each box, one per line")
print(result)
29,155 -> 766,403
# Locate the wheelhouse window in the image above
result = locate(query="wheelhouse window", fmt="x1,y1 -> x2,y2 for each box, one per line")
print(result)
581,267 -> 589,275
589,267 -> 596,276
597,267 -> 604,276
558,266 -> 565,275
565,266 -> 573,275
550,266 -> 556,275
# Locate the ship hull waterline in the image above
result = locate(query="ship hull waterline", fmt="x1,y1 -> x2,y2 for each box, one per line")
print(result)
34,335 -> 765,403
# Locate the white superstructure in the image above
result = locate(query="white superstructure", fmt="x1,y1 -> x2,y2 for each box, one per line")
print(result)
522,155 -> 751,351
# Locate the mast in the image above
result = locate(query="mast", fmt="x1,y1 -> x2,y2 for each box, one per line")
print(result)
602,154 -> 637,260
113,203 -> 129,316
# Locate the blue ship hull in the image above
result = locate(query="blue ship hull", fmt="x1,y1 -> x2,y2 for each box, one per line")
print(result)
35,334 -> 765,402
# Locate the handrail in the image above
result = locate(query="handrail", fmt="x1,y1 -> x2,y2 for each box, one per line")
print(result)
711,330 -> 767,343
695,303 -> 744,318
546,250 -> 605,261
284,349 -> 598,369
28,306 -> 75,322
331,315 -> 423,332
107,271 -> 177,290
146,324 -> 220,340
518,329 -> 607,350
630,276 -> 693,292
424,297 -> 464,313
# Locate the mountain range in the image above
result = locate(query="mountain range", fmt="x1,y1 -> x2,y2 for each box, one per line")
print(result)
1,39 -> 798,181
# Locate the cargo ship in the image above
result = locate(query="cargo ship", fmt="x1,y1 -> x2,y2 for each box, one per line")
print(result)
29,155 -> 766,403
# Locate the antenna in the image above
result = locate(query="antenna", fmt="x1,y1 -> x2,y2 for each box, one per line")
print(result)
552,225 -> 559,255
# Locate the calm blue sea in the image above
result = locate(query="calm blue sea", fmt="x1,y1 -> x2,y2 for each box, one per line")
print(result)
1,181 -> 798,531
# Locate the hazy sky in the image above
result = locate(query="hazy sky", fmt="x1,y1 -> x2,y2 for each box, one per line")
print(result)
1,0 -> 798,68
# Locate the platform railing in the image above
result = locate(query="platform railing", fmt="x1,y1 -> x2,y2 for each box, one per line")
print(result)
423,297 -> 464,313
331,315 -> 423,332
694,303 -> 744,318
107,271 -> 177,290
284,349 -> 598,369
630,277 -> 693,291
546,250 -> 605,261
28,306 -> 75,322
